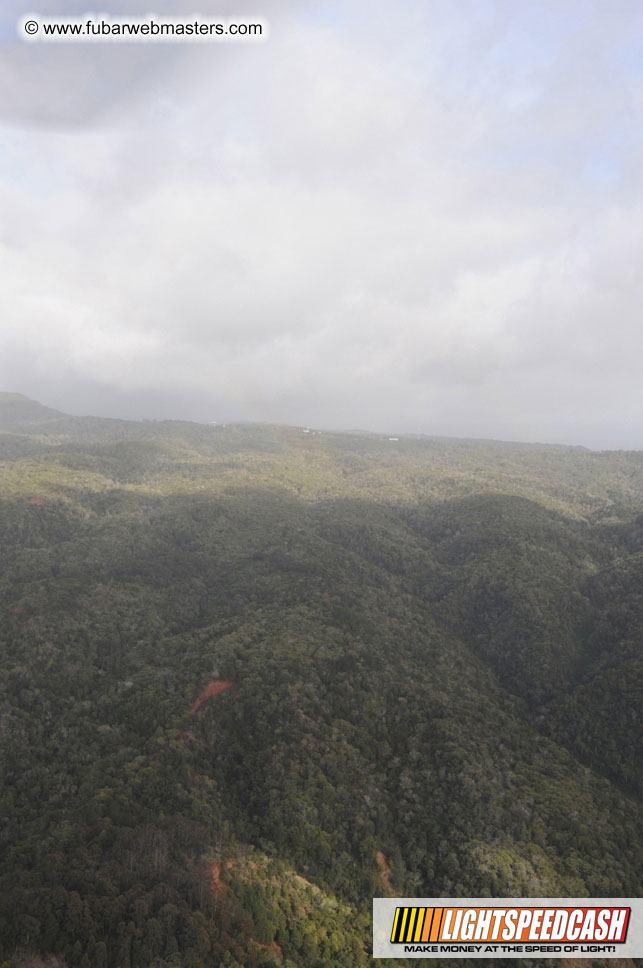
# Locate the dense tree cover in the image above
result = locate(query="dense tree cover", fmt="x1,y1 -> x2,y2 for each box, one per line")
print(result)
0,395 -> 642,967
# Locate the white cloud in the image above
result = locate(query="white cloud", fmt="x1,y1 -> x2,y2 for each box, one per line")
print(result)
2,0 -> 643,446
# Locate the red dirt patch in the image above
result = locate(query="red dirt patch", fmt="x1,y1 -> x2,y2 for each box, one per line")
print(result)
259,941 -> 283,957
208,859 -> 235,897
208,861 -> 228,896
376,850 -> 393,892
179,729 -> 198,743
28,496 -> 45,506
11,605 -> 25,614
189,679 -> 233,715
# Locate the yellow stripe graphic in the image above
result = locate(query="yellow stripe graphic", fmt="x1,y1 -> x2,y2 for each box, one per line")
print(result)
406,907 -> 418,941
390,907 -> 401,944
392,905 -> 454,943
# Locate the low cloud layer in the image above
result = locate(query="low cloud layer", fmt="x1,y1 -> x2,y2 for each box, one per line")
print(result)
2,0 -> 643,447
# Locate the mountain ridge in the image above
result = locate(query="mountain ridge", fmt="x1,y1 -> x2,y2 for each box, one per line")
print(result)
0,392 -> 600,452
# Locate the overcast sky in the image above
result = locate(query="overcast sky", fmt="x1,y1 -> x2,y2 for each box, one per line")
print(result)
2,0 -> 643,448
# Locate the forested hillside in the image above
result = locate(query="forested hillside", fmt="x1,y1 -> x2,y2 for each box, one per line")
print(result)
1,394 -> 642,967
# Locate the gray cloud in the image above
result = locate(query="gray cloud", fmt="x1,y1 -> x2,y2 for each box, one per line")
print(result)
2,0 -> 643,447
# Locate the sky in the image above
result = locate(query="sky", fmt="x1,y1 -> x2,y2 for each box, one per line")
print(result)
2,0 -> 643,448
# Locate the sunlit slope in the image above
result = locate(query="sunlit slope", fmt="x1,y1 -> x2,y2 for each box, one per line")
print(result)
2,394 -> 643,515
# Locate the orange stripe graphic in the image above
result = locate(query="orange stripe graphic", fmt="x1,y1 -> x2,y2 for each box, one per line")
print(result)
430,907 -> 444,942
421,907 -> 434,942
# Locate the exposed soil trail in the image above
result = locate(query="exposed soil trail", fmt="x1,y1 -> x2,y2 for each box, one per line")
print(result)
208,859 -> 236,896
259,941 -> 283,957
189,679 -> 233,715
376,850 -> 393,891
208,861 -> 227,896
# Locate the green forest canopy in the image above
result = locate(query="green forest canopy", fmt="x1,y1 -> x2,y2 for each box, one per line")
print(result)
1,395 -> 642,967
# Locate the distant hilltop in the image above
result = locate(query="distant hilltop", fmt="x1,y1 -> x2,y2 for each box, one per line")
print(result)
0,392 -> 65,427
0,392 -> 594,452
